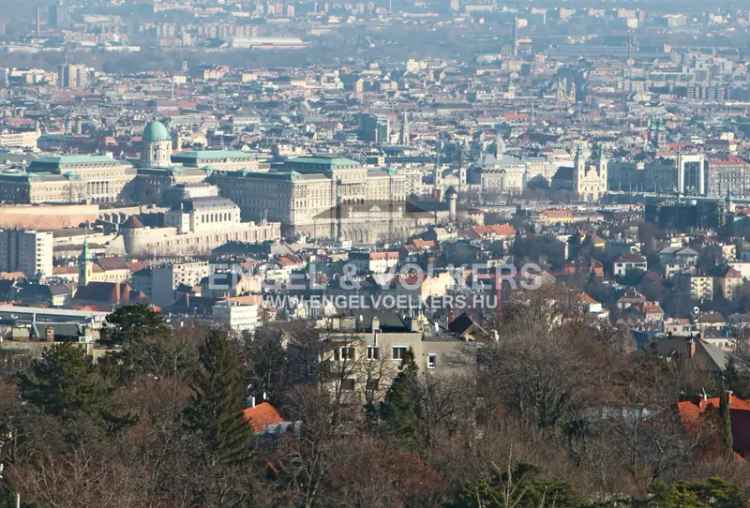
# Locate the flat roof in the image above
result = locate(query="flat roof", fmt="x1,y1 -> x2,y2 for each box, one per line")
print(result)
285,156 -> 361,173
0,304 -> 109,320
172,150 -> 257,161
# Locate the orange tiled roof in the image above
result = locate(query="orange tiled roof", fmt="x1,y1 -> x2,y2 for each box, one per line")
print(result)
540,208 -> 574,218
411,239 -> 437,251
278,255 -> 303,267
369,251 -> 399,260
471,223 -> 516,238
576,292 -> 598,305
224,295 -> 262,305
678,395 -> 750,429
243,402 -> 284,433
642,301 -> 663,314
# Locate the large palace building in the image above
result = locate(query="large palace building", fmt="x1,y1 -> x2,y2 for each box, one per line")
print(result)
0,154 -> 136,204
121,188 -> 280,257
210,156 -> 434,243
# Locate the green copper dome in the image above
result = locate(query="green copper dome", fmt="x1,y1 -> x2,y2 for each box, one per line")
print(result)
143,120 -> 171,143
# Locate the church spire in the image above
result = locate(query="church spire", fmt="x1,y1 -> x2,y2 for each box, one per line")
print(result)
79,238 -> 92,287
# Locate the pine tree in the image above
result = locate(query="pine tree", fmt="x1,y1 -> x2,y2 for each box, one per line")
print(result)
723,358 -> 750,399
720,386 -> 734,457
184,330 -> 254,467
17,343 -> 112,420
105,304 -> 170,344
380,348 -> 421,448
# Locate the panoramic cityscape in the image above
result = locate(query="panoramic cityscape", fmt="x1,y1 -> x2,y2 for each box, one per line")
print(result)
2,0 -> 750,506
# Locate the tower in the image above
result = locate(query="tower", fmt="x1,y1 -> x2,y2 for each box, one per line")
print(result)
596,144 -> 608,184
34,6 -> 42,35
433,140 -> 443,200
400,111 -> 410,146
574,143 -> 585,178
142,120 -> 173,167
495,131 -> 506,161
446,187 -> 458,222
79,239 -> 93,287
458,146 -> 466,193
575,143 -> 608,202
574,143 -> 586,200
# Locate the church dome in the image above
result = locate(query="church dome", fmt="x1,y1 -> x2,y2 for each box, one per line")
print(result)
143,121 -> 171,143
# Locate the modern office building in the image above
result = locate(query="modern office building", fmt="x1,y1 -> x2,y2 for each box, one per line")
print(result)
0,229 -> 54,278
58,64 -> 90,90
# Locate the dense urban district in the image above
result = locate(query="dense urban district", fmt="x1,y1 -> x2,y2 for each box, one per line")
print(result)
3,0 -> 750,506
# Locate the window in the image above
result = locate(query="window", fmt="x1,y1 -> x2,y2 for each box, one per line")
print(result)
338,347 -> 355,361
367,346 -> 380,360
366,378 -> 380,391
392,346 -> 408,360
341,378 -> 356,391
427,353 -> 437,369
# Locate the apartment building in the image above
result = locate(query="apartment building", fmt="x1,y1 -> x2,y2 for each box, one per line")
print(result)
0,229 -> 54,278
312,312 -> 478,404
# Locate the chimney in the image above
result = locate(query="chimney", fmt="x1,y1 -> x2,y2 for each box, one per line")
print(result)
688,336 -> 697,359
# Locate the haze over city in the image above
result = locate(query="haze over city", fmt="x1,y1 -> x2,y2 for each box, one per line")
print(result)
2,1 -> 750,506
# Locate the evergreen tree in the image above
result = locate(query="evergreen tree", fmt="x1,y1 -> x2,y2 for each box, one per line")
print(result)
105,304 -> 170,344
719,387 -> 734,457
380,347 -> 421,448
17,343 -> 112,421
101,304 -> 195,383
184,330 -> 254,467
647,477 -> 747,508
243,327 -> 288,403
723,358 -> 750,399
448,462 -> 581,508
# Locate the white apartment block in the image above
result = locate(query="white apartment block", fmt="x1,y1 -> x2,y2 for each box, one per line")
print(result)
212,300 -> 258,335
0,229 -> 54,279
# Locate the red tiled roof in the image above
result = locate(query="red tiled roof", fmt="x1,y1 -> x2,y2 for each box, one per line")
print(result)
369,251 -> 399,261
243,402 -> 284,433
726,268 -> 742,279
615,253 -> 646,263
576,292 -> 598,305
224,294 -> 262,306
677,395 -> 750,458
708,156 -> 749,167
411,239 -> 436,251
678,395 -> 750,429
642,301 -> 663,314
278,255 -> 303,267
122,216 -> 144,229
539,208 -> 574,218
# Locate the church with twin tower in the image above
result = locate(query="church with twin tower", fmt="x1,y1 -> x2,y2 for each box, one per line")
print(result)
574,143 -> 608,202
